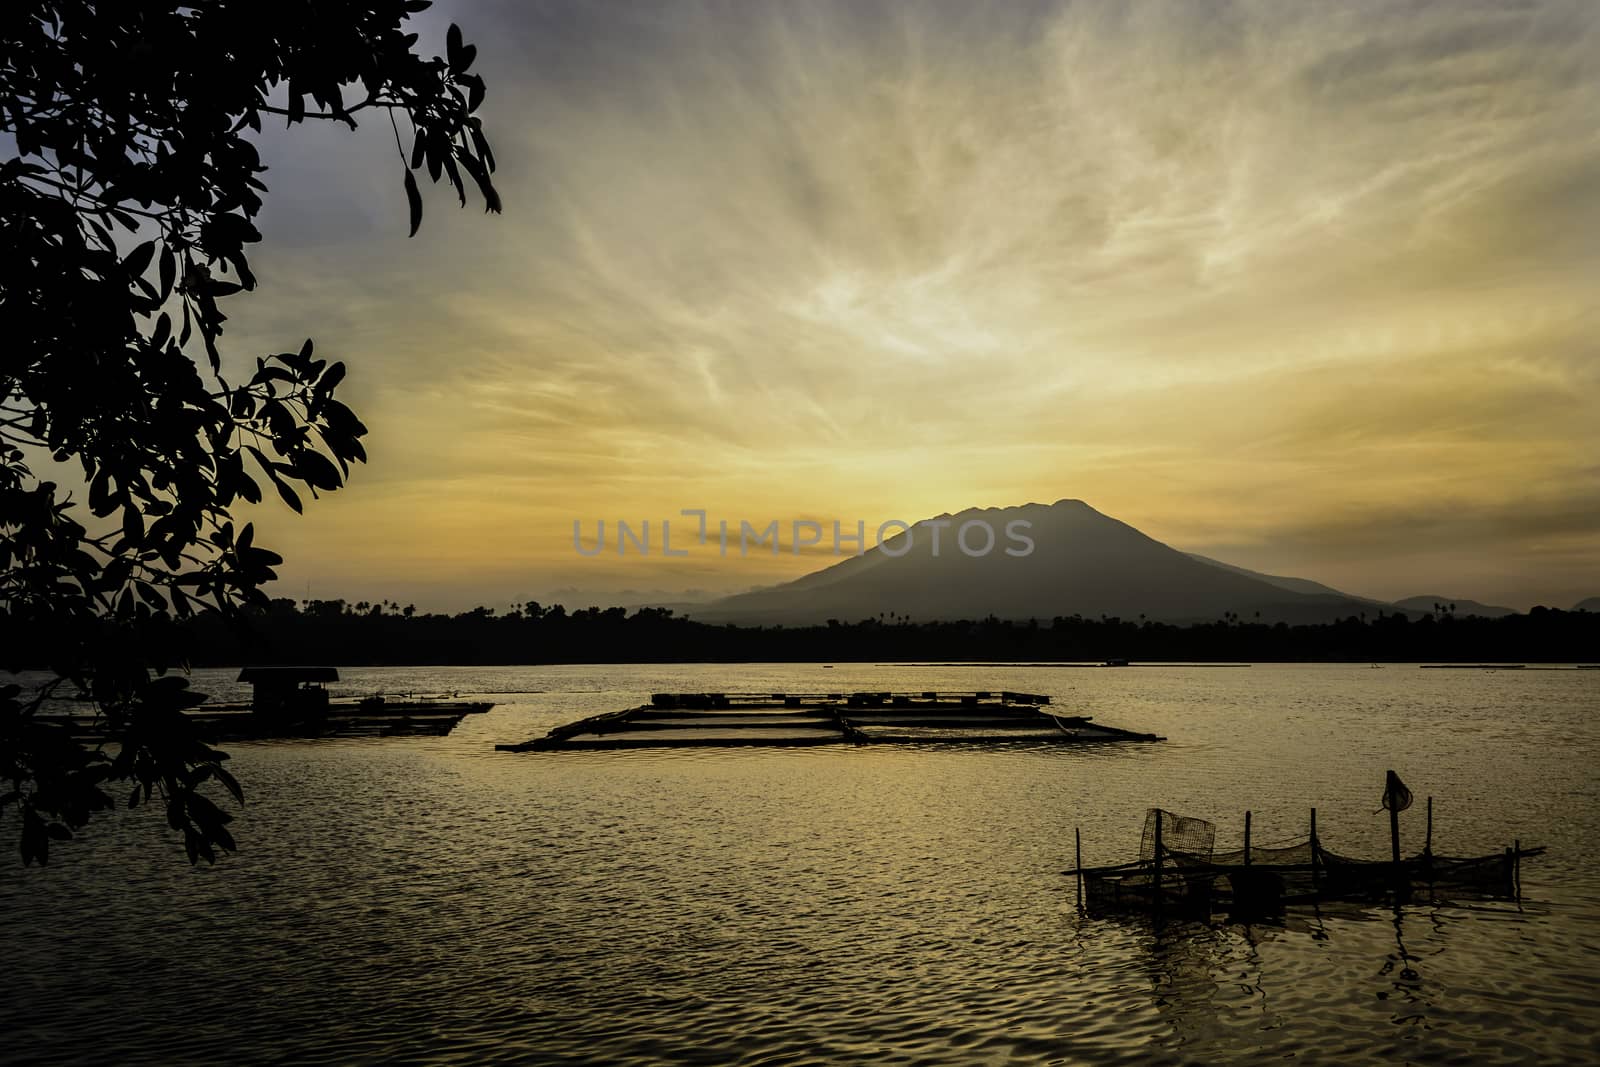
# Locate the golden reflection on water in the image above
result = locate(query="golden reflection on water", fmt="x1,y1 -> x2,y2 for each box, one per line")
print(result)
1,663 -> 1596,1064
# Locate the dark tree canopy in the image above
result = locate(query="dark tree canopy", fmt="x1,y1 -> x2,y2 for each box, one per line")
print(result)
1,1 -> 499,864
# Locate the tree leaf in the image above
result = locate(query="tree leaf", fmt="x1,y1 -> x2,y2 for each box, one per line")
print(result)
273,477 -> 303,513
295,450 -> 342,491
158,245 -> 176,300
122,504 -> 145,546
404,168 -> 422,237
318,361 -> 346,394
124,240 -> 156,279
237,472 -> 262,504
447,23 -> 464,68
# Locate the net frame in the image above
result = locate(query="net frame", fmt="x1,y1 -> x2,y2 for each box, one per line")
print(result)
1139,808 -> 1215,864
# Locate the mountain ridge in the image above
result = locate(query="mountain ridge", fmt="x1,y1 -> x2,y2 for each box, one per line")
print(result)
693,499 -> 1387,626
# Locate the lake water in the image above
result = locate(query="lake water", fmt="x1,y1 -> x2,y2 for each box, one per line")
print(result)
3,663 -> 1598,1064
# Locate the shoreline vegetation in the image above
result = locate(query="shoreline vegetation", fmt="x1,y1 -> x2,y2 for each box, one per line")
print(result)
16,599 -> 1599,670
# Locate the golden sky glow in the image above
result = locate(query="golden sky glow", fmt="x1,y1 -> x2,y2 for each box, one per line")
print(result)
223,0 -> 1599,611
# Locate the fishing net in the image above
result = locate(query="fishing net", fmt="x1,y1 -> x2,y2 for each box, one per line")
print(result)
1080,802 -> 1537,914
1140,808 -> 1215,864
1382,770 -> 1413,813
1210,840 -> 1317,866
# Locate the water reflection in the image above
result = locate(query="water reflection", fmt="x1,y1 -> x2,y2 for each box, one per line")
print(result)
4,663 -> 1593,1065
1141,921 -> 1251,1054
1117,898 -> 1537,1062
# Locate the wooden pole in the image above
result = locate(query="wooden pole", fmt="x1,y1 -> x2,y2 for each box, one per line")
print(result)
1075,826 -> 1084,912
1387,772 -> 1405,903
1388,775 -> 1402,867
1244,810 -> 1252,866
1152,810 -> 1164,913
1423,796 -> 1434,884
1514,838 -> 1522,899
1424,796 -> 1433,858
1309,808 -> 1319,894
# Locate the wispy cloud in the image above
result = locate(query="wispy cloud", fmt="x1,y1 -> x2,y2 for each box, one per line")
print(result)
216,0 -> 1599,609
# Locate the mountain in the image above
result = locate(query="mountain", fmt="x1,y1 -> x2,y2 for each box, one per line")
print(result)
692,499 -> 1379,626
1183,553 -> 1385,604
1185,561 -> 1528,621
1183,559 -> 1521,619
1392,595 -> 1517,619
1574,597 -> 1600,612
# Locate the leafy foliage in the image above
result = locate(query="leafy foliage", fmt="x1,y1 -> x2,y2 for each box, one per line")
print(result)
1,1 -> 499,864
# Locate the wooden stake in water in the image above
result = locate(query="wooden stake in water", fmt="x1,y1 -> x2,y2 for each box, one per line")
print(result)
1425,796 -> 1433,858
1387,771 -> 1403,866
1075,827 -> 1084,912
1423,795 -> 1435,884
1152,810 -> 1164,913
1244,810 -> 1252,866
1310,808 -> 1320,893
1385,770 -> 1405,902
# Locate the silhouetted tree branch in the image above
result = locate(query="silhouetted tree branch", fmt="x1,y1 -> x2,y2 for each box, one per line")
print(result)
1,1 -> 500,865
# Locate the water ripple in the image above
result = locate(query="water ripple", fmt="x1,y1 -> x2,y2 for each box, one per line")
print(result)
2,663 -> 1597,1064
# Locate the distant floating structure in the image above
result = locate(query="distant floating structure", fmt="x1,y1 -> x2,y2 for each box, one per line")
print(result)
498,691 -> 1165,751
217,667 -> 494,738
40,667 -> 494,741
1420,663 -> 1527,670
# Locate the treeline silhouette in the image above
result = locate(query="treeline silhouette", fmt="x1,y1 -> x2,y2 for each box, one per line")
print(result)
117,598 -> 1600,666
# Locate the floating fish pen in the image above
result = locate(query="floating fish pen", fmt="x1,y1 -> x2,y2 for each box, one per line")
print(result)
1067,776 -> 1543,917
42,668 -> 496,742
207,667 -> 496,738
497,691 -> 1165,751
187,697 -> 495,740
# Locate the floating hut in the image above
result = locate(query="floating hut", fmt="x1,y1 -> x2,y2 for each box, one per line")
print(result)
37,671 -> 494,742
202,667 -> 495,738
237,665 -> 338,717
497,691 -> 1165,751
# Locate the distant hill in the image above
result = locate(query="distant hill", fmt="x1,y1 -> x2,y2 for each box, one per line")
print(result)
1393,595 -> 1517,619
1184,561 -> 1521,619
1574,597 -> 1600,612
1184,553 -> 1387,605
693,499 -> 1379,626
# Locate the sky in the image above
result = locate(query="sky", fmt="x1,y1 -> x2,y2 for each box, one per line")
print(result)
220,0 -> 1600,612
